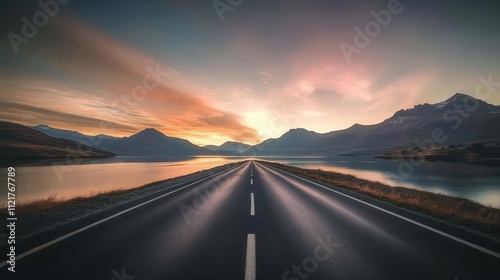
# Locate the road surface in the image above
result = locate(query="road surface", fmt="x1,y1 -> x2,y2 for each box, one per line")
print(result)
1,161 -> 499,279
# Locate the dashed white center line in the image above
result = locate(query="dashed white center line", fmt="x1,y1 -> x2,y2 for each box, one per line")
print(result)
250,179 -> 253,185
245,234 -> 256,280
250,192 -> 255,216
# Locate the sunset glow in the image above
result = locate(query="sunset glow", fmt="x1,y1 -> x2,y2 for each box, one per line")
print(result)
1,0 -> 499,145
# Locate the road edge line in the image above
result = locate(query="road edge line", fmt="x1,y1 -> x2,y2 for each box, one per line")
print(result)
258,162 -> 500,259
0,162 -> 248,268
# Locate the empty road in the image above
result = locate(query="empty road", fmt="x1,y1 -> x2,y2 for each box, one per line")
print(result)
1,161 -> 499,279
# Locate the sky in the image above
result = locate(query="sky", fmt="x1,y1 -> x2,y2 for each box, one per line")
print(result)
1,0 -> 499,146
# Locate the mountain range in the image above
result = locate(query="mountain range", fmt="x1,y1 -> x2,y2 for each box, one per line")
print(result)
32,126 -> 211,156
4,93 -> 500,159
245,93 -> 500,155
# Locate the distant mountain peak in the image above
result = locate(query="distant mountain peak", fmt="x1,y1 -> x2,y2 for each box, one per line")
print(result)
34,124 -> 51,130
221,141 -> 242,145
142,127 -> 161,133
447,92 -> 473,101
389,93 -> 497,117
128,128 -> 169,142
285,128 -> 317,134
437,93 -> 474,106
278,128 -> 319,139
136,128 -> 164,135
348,123 -> 362,129
432,92 -> 499,113
205,140 -> 251,152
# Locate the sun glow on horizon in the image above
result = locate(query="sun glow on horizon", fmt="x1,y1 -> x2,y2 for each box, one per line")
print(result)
1,1 -> 500,146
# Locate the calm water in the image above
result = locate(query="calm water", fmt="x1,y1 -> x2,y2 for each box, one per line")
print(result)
1,156 -> 499,208
0,156 -> 241,203
267,156 -> 500,208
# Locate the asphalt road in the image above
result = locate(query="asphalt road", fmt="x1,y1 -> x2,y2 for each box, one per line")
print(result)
1,160 -> 499,279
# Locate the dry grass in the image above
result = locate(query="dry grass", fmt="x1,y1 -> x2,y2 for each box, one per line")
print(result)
1,188 -> 135,214
260,161 -> 500,236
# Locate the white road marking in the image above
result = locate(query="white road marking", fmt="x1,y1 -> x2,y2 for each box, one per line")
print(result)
0,166 -> 242,268
260,163 -> 500,259
245,234 -> 256,280
250,193 -> 255,216
250,179 -> 253,185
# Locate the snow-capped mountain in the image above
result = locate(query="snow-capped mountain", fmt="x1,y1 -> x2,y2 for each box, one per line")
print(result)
247,93 -> 500,155
372,93 -> 500,134
433,93 -> 500,112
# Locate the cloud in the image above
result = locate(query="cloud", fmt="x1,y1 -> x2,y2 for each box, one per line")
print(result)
3,16 -> 261,144
0,100 -> 138,133
240,30 -> 440,133
0,80 -> 162,134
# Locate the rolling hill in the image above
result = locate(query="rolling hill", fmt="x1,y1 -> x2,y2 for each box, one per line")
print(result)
0,121 -> 115,165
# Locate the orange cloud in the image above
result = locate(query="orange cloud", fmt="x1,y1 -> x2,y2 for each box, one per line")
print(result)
18,16 -> 261,144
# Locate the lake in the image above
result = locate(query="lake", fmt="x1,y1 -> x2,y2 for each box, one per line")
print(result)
1,156 -> 499,208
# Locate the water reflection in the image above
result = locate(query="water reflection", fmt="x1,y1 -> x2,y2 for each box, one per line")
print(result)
0,155 -> 498,208
266,156 -> 500,208
0,157 -> 241,203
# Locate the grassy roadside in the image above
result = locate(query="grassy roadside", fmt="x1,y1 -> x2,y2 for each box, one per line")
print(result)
259,161 -> 500,237
5,188 -> 137,214
0,161 -> 243,214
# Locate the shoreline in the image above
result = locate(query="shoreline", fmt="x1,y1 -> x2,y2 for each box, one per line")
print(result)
375,144 -> 500,167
